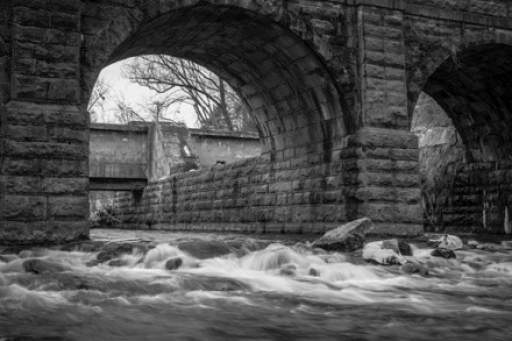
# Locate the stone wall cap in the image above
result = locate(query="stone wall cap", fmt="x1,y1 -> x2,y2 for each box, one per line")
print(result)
189,128 -> 260,140
90,123 -> 148,133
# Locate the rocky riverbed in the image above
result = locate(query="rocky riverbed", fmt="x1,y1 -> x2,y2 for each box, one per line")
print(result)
1,227 -> 512,340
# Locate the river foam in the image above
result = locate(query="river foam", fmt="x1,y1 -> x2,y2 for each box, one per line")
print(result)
1,229 -> 511,340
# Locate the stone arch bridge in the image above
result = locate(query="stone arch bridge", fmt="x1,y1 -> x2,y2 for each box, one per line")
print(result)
1,0 -> 512,243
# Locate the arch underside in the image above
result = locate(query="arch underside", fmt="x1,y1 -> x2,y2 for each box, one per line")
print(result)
422,44 -> 512,162
85,4 -> 346,160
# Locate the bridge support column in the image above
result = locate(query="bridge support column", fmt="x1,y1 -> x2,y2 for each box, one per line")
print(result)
344,5 -> 422,235
0,1 -> 89,244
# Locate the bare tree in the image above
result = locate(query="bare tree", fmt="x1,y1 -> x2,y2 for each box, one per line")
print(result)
88,76 -> 110,122
123,55 -> 256,132
113,94 -> 145,124
113,93 -> 186,126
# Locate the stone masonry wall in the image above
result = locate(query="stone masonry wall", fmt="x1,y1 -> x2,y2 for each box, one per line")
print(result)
113,139 -> 422,236
114,156 -> 345,234
444,162 -> 512,234
0,1 -> 89,244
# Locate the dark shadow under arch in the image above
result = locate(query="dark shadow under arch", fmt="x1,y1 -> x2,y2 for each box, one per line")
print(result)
416,44 -> 512,162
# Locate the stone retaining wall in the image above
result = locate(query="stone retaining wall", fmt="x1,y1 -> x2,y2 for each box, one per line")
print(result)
112,128 -> 423,236
444,162 -> 512,234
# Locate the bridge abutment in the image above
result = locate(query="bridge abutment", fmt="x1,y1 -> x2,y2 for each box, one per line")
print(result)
0,1 -> 89,244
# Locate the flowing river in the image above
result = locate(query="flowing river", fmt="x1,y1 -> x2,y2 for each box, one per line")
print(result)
1,229 -> 511,340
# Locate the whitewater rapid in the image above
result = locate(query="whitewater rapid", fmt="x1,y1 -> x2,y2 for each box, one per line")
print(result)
1,229 -> 512,340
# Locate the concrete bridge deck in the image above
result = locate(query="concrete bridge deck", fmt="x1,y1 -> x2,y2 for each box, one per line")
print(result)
88,122 -> 260,191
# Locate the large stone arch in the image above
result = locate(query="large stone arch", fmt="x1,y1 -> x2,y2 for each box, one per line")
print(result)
81,1 -> 349,161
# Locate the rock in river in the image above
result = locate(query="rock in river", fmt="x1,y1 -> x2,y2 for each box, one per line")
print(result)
362,240 -> 407,265
178,240 -> 231,259
165,257 -> 183,270
312,217 -> 375,252
431,248 -> 456,259
96,242 -> 152,263
23,259 -> 69,274
428,234 -> 463,250
400,262 -> 429,276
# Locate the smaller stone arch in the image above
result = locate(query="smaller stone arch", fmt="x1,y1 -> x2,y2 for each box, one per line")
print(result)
407,29 -> 512,118
417,43 -> 512,162
409,39 -> 512,234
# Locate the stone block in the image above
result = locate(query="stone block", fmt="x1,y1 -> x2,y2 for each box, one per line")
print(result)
6,124 -> 48,142
4,140 -> 87,160
1,175 -> 42,194
42,177 -> 88,194
50,13 -> 80,31
41,159 -> 88,177
12,7 -> 50,28
1,158 -> 41,176
0,220 -> 88,244
48,196 -> 88,219
2,195 -> 47,220
357,203 -> 423,223
347,128 -> 419,149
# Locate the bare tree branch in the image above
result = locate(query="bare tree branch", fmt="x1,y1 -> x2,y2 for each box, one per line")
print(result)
122,55 -> 256,132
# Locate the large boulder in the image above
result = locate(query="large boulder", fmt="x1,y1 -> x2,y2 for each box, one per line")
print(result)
312,218 -> 375,252
178,240 -> 231,259
107,259 -> 129,267
96,242 -> 152,263
379,239 -> 413,256
428,234 -> 463,250
23,259 -> 69,274
165,257 -> 183,270
400,261 -> 429,276
279,263 -> 297,276
362,240 -> 407,265
0,254 -> 17,263
431,248 -> 456,259
60,240 -> 105,252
